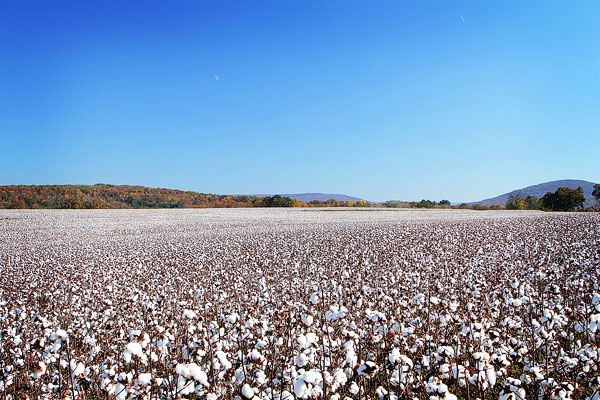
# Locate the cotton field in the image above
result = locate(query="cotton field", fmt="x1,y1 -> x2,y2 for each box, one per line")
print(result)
1,209 -> 599,400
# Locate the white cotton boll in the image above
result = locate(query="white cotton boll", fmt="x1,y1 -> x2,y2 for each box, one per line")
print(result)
445,392 -> 458,400
130,329 -> 141,338
256,370 -> 267,385
227,313 -> 239,324
357,361 -> 379,377
216,351 -> 232,370
114,382 -> 127,400
123,341 -> 143,364
51,329 -> 68,341
422,355 -> 430,368
297,335 -> 308,349
302,314 -> 314,327
183,309 -> 196,319
485,365 -> 496,386
175,363 -> 191,379
413,293 -> 425,305
376,386 -> 388,398
188,363 -> 209,386
241,383 -> 255,399
303,370 -> 322,385
294,377 -> 309,399
310,293 -> 319,305
590,314 -> 600,333
437,383 -> 448,394
250,349 -> 265,363
137,373 -> 152,386
32,361 -> 46,379
348,382 -> 360,395
177,375 -> 195,395
330,395 -> 340,400
70,360 -> 85,377
511,298 -> 523,307
426,379 -> 439,393
333,369 -> 347,386
389,348 -> 401,364
295,353 -> 309,368
306,333 -> 318,346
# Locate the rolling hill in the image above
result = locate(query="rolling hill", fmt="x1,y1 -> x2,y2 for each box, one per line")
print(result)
476,179 -> 598,207
274,193 -> 367,203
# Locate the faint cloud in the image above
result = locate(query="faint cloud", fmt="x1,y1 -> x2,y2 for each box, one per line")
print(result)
213,74 -> 220,81
460,14 -> 466,25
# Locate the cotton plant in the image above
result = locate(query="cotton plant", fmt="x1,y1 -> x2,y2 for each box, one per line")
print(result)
0,210 -> 598,398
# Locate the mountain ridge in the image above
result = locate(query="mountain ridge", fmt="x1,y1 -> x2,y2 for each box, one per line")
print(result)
475,179 -> 598,207
248,193 -> 367,203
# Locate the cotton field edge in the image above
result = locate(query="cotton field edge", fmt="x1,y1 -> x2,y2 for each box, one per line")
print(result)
1,209 -> 599,400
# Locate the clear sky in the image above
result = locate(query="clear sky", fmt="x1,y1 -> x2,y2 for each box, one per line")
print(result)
1,1 -> 598,202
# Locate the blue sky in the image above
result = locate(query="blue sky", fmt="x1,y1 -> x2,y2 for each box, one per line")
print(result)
1,1 -> 598,202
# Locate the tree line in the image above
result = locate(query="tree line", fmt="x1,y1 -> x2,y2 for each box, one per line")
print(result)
2,184 -> 598,210
504,186 -> 598,211
382,185 -> 600,211
0,185 -> 372,209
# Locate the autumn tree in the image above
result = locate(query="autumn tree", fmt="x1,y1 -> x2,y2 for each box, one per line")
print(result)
506,193 -> 526,210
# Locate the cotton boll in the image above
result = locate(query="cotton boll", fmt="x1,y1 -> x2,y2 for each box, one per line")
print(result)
70,360 -> 85,378
137,373 -> 152,386
303,370 -> 322,385
216,351 -> 232,370
175,363 -> 191,379
250,349 -> 265,364
114,382 -> 128,400
227,313 -> 239,324
310,293 -> 319,305
485,365 -> 496,386
376,386 -> 388,398
177,375 -> 195,395
357,361 -> 379,377
295,353 -> 309,368
294,378 -> 309,399
188,363 -> 209,386
51,329 -> 68,341
349,382 -> 359,395
302,314 -> 314,327
241,383 -> 255,399
123,342 -> 143,364
31,361 -> 46,379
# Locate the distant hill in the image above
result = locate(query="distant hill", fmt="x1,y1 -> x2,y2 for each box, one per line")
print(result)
277,193 -> 367,203
247,193 -> 367,203
476,179 -> 598,207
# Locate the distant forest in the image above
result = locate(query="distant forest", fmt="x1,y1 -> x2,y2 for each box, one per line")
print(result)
0,185 -> 370,209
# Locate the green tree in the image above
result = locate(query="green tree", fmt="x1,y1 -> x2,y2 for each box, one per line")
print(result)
417,199 -> 435,208
506,193 -> 526,210
525,195 -> 541,210
542,187 -> 585,211
439,199 -> 451,206
593,184 -> 600,207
